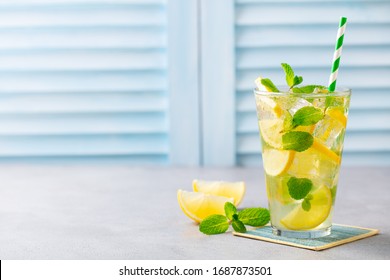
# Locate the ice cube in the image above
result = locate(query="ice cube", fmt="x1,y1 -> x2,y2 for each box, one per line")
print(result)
287,147 -> 339,189
286,97 -> 313,115
313,114 -> 346,152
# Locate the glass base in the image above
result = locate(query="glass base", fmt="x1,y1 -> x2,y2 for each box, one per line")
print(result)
272,226 -> 331,239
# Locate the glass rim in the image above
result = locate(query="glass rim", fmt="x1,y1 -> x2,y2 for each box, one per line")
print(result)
253,86 -> 351,98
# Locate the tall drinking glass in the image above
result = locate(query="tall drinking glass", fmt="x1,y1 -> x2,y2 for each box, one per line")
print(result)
254,88 -> 351,238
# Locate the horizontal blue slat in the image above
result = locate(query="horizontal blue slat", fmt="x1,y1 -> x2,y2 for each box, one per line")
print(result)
0,71 -> 167,92
0,49 -> 167,71
0,27 -> 166,50
0,112 -> 168,135
0,0 -> 166,8
236,1 -> 390,25
0,91 -> 167,113
0,134 -> 169,156
0,154 -> 168,164
236,25 -> 390,48
236,46 -> 390,69
0,5 -> 166,28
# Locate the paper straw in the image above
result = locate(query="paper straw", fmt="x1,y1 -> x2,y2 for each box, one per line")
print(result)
328,17 -> 347,92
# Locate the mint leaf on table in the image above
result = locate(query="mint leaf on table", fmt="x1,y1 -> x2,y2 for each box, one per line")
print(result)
238,208 -> 270,227
282,131 -> 314,152
199,203 -> 270,235
261,78 -> 279,92
224,202 -> 237,220
232,218 -> 247,233
292,106 -> 324,128
287,177 -> 313,200
292,85 -> 327,93
199,215 -> 229,235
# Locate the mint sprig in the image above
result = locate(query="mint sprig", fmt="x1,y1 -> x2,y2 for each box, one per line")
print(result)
281,63 -> 303,89
199,202 -> 270,235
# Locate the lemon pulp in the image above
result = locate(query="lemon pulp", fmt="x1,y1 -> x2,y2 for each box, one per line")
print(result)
177,190 -> 234,223
192,180 -> 245,206
280,185 -> 332,230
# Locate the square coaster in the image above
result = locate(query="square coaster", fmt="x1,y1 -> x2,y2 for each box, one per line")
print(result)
233,224 -> 379,251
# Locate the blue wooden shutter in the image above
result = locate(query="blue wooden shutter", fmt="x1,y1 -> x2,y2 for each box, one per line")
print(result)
235,0 -> 390,166
0,0 -> 170,163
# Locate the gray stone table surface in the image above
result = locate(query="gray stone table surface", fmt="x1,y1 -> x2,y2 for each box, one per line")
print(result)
0,165 -> 389,260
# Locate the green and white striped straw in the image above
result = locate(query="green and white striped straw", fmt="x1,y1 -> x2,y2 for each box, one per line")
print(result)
328,17 -> 347,92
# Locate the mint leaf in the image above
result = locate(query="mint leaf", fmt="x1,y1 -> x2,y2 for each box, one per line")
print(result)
261,78 -> 279,92
281,63 -> 295,87
283,111 -> 294,132
302,198 -> 311,211
224,202 -> 237,220
292,106 -> 324,127
292,85 -> 327,93
293,76 -> 303,87
287,177 -> 313,200
282,131 -> 313,152
238,208 -> 270,227
232,218 -> 247,233
199,215 -> 229,235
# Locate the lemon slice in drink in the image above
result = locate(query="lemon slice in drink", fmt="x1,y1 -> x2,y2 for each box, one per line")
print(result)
192,180 -> 245,206
262,148 -> 295,176
326,107 -> 347,128
259,119 -> 285,149
312,139 -> 341,164
177,190 -> 234,223
255,76 -> 282,117
280,185 -> 332,230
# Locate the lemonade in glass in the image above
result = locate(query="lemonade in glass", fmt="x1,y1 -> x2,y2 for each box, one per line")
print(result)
254,81 -> 351,238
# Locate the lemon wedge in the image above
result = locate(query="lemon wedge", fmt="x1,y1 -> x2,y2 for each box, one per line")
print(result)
177,190 -> 234,223
280,185 -> 332,230
262,148 -> 295,176
192,180 -> 245,206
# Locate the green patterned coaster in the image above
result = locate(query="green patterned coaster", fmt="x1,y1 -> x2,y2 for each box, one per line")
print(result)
233,224 -> 379,251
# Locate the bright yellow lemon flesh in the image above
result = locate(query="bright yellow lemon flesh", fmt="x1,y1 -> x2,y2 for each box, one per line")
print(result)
280,185 -> 332,230
262,148 -> 295,177
177,190 -> 234,223
192,180 -> 245,206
